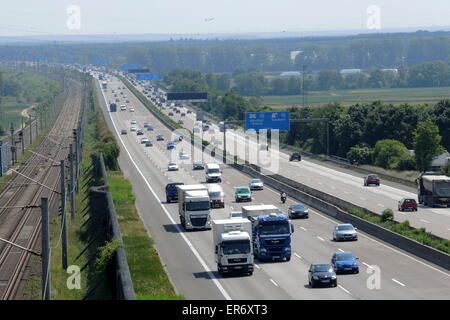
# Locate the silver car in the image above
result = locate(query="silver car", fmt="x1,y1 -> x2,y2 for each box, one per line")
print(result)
333,224 -> 358,241
249,179 -> 264,190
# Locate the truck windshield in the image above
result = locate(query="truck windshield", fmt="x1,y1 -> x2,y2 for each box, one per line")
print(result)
222,240 -> 251,255
259,223 -> 290,235
208,168 -> 220,174
186,201 -> 210,211
209,192 -> 223,198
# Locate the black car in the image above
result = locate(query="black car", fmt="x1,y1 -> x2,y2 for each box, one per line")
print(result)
290,152 -> 302,161
165,182 -> 184,203
288,203 -> 309,218
193,161 -> 205,170
137,130 -> 144,135
308,264 -> 337,288
146,125 -> 154,131
157,135 -> 164,141
145,140 -> 153,147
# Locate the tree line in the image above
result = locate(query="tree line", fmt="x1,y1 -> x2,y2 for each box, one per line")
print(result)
163,69 -> 449,172
1,31 -> 450,74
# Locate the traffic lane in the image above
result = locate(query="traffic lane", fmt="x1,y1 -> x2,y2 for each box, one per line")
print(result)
156,97 -> 450,238
106,95 -> 294,300
112,79 -> 450,298
98,81 -> 225,299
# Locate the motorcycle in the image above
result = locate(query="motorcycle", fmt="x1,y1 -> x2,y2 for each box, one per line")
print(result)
281,194 -> 287,204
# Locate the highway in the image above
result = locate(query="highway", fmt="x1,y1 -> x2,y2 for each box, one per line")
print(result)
128,78 -> 450,240
96,74 -> 450,300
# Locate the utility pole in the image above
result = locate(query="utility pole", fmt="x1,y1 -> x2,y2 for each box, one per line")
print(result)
21,117 -> 24,154
69,144 -> 75,221
10,123 -> 15,165
60,160 -> 68,269
29,116 -> 33,145
302,64 -> 307,108
41,197 -> 51,300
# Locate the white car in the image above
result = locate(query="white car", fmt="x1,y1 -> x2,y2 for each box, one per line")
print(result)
140,137 -> 149,144
249,179 -> 264,190
179,151 -> 189,160
130,119 -> 137,125
167,161 -> 179,171
120,105 -> 127,111
130,125 -> 137,132
129,107 -> 135,112
229,211 -> 243,219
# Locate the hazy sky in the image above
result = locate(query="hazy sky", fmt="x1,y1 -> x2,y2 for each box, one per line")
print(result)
0,0 -> 449,36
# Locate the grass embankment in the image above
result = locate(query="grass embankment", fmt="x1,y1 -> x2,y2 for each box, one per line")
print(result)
48,76 -> 182,299
348,208 -> 450,254
264,86 -> 450,107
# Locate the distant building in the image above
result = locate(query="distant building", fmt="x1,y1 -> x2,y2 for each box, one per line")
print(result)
290,51 -> 302,61
340,69 -> 362,75
382,68 -> 398,73
280,71 -> 301,77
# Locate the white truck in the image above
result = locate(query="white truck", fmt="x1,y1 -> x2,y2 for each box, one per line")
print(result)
205,163 -> 222,183
177,184 -> 211,230
212,218 -> 254,276
207,184 -> 225,208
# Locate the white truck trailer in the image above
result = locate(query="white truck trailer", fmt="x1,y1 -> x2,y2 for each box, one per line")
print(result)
212,218 -> 253,275
177,184 -> 211,230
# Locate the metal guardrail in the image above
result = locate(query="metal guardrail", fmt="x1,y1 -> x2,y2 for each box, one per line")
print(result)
90,153 -> 136,300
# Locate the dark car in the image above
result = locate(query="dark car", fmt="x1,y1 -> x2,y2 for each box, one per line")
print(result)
157,135 -> 165,141
167,142 -> 176,150
187,110 -> 192,114
288,203 -> 309,219
181,113 -> 186,117
168,112 -> 174,116
136,129 -> 144,135
176,109 -> 181,113
193,161 -> 205,170
146,125 -> 154,131
364,174 -> 380,186
120,129 -> 128,135
331,252 -> 359,274
165,182 -> 184,203
145,140 -> 153,147
289,152 -> 302,161
398,198 -> 418,211
178,120 -> 184,125
308,264 -> 337,288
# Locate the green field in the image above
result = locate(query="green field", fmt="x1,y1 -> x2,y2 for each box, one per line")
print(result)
263,87 -> 450,108
0,104 -> 29,133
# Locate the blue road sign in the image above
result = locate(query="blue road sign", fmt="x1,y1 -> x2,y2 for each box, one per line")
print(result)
120,64 -> 140,70
135,73 -> 163,80
245,111 -> 290,131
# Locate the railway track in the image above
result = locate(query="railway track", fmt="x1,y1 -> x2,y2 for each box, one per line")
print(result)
0,78 -> 83,300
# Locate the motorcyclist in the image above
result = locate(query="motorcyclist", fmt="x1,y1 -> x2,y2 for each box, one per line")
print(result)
280,192 -> 287,203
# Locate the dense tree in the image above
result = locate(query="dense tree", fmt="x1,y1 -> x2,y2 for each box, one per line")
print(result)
413,121 -> 446,172
373,139 -> 411,170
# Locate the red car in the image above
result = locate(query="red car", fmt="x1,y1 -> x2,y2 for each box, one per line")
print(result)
364,174 -> 380,186
398,198 -> 418,211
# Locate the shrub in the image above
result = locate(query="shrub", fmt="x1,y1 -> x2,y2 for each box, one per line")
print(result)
381,208 -> 394,222
347,146 -> 373,165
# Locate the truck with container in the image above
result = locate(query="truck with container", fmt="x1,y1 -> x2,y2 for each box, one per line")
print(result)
212,218 -> 253,276
417,172 -> 450,207
207,184 -> 225,208
242,204 -> 294,261
102,81 -> 107,89
177,184 -> 211,230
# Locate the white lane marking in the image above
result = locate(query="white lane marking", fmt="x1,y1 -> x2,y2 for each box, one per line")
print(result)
318,182 -> 323,185
294,253 -> 302,259
377,204 -> 384,207
100,81 -> 232,300
299,227 -> 307,231
125,78 -> 450,279
317,236 -> 325,242
360,197 -> 366,201
420,219 -> 430,224
338,285 -> 352,295
254,264 -> 260,269
362,262 -> 373,269
269,279 -> 279,287
337,248 -> 344,252
344,191 -> 349,194
392,278 -> 406,287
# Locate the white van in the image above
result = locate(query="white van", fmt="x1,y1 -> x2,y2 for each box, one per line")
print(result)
205,163 -> 222,183
207,184 -> 225,208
